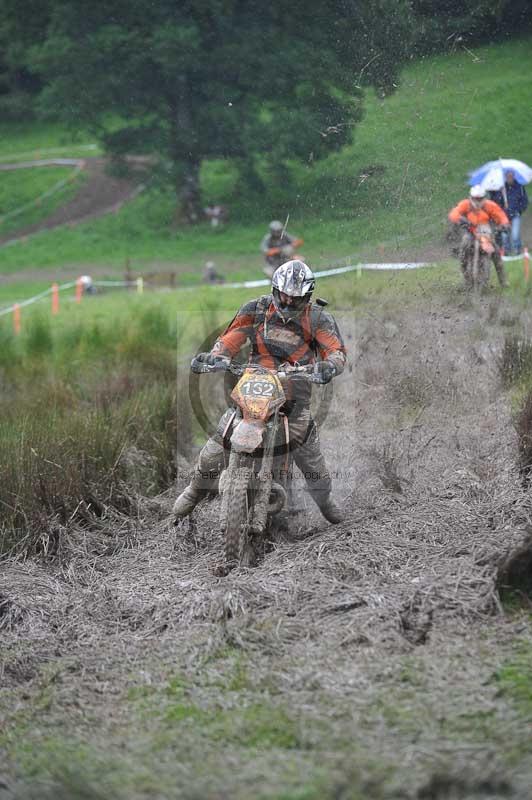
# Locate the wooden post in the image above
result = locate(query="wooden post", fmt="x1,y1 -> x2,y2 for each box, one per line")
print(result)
51,283 -> 60,315
13,304 -> 21,335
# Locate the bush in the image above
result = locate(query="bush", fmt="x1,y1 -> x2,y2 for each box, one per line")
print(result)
0,380 -> 192,555
0,321 -> 17,368
514,389 -> 532,486
498,334 -> 532,388
24,313 -> 53,357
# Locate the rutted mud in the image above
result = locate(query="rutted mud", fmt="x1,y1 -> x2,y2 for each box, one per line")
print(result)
1,293 -> 532,799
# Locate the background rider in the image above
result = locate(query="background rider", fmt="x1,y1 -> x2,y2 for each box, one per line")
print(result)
260,220 -> 302,278
448,185 -> 510,287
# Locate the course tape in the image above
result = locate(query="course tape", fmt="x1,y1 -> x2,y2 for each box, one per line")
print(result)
502,253 -> 526,262
0,261 -> 434,319
217,262 -> 434,290
0,159 -> 85,171
0,145 -> 97,163
2,251 -> 529,321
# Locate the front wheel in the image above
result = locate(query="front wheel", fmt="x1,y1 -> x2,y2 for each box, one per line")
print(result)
477,253 -> 491,291
221,451 -> 253,572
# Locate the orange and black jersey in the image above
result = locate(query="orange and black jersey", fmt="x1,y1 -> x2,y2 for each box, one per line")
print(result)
211,294 -> 347,377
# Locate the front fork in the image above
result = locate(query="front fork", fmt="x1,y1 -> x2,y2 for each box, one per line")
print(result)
248,416 -> 279,535
472,237 -> 480,286
219,414 -> 288,537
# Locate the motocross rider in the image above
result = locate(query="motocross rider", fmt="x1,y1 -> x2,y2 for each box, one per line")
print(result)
448,185 -> 511,288
173,260 -> 346,525
260,220 -> 302,278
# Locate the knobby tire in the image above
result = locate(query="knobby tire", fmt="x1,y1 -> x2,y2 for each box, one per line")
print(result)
224,452 -> 252,570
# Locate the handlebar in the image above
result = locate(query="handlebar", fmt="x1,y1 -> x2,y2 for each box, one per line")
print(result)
190,355 -> 327,383
265,238 -> 304,257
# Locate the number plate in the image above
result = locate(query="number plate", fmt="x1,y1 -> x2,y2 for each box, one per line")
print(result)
231,370 -> 285,420
241,379 -> 275,396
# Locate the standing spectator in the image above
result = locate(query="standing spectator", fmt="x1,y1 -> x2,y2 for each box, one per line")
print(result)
490,171 -> 528,255
204,204 -> 229,228
79,275 -> 96,295
203,261 -> 225,284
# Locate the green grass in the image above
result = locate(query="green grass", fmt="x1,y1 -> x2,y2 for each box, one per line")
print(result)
0,37 -> 531,278
4,255 -> 532,354
493,638 -> 532,715
0,264 -> 454,342
4,643 -> 532,800
0,121 -> 99,161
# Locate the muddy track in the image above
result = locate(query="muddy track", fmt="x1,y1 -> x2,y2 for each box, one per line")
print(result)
0,158 -> 147,246
1,293 -> 532,798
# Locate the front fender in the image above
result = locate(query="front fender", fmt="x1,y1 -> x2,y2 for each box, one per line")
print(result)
230,419 -> 266,453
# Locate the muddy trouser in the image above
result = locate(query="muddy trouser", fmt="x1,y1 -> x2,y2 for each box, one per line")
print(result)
491,249 -> 508,286
459,232 -> 508,287
459,232 -> 473,286
192,405 -> 332,506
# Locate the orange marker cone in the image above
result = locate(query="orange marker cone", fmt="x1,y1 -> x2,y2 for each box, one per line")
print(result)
13,304 -> 21,335
75,277 -> 83,303
52,283 -> 60,315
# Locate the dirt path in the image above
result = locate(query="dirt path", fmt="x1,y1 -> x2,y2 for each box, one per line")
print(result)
1,292 -> 531,799
0,158 -> 147,247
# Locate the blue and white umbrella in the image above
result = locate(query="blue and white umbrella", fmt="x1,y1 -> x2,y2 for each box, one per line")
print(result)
469,158 -> 532,191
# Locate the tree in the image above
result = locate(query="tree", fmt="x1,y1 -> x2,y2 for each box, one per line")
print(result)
411,0 -> 532,55
11,0 -> 414,221
0,0 -> 51,120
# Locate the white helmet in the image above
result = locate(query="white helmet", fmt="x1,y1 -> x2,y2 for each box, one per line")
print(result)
470,185 -> 486,200
271,260 -> 315,319
269,220 -> 284,233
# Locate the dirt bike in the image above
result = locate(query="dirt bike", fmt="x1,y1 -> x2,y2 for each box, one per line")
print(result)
263,238 -> 305,277
462,223 -> 497,292
191,355 -> 324,574
265,237 -> 304,260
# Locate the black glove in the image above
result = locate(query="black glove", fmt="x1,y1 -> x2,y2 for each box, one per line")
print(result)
495,224 -> 510,244
313,360 -> 336,384
196,352 -> 218,365
458,217 -> 470,231
191,352 -> 219,373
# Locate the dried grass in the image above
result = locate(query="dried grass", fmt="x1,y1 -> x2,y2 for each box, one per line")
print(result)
2,302 -> 530,653
2,299 -> 532,798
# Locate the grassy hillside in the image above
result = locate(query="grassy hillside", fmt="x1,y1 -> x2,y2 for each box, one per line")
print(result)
0,165 -> 83,237
0,121 -> 98,161
0,37 -> 531,289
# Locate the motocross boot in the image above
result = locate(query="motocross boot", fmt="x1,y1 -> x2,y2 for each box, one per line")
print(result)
172,473 -> 208,520
316,495 -> 345,525
493,254 -> 509,288
173,439 -> 224,521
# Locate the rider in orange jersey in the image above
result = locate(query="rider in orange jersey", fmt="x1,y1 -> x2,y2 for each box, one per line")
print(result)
173,260 -> 346,525
449,185 -> 510,287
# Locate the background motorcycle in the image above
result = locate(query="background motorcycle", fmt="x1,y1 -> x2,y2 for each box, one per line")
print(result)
263,238 -> 304,277
461,223 -> 497,292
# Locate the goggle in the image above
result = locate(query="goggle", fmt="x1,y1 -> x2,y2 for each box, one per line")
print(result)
273,289 -> 310,317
